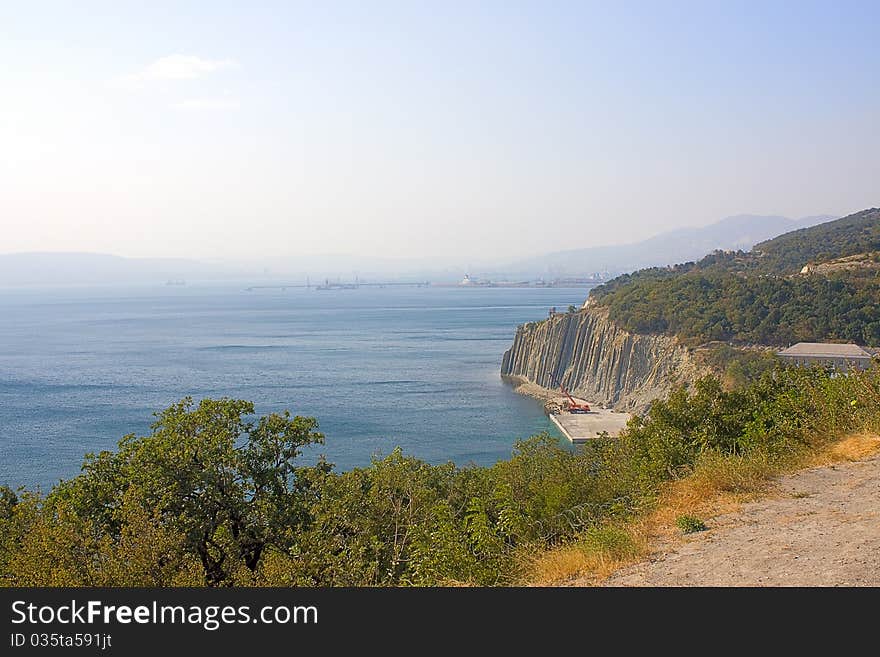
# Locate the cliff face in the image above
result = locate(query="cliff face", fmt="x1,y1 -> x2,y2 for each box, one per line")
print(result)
501,307 -> 703,412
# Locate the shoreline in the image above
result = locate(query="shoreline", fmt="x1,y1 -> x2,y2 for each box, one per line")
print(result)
502,374 -> 632,442
501,374 -> 558,402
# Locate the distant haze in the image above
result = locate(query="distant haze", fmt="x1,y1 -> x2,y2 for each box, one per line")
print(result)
1,3 -> 878,261
506,214 -> 838,278
0,213 -> 840,285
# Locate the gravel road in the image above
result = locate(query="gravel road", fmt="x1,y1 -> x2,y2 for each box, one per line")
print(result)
604,453 -> 880,586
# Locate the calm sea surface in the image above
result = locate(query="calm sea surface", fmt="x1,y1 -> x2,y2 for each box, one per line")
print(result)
0,284 -> 589,490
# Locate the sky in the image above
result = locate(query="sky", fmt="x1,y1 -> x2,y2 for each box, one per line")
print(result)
1,1 -> 878,263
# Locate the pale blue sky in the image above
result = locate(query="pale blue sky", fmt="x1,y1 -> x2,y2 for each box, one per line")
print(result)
1,1 -> 878,262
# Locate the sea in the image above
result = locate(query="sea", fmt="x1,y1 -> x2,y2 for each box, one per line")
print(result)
0,283 -> 590,490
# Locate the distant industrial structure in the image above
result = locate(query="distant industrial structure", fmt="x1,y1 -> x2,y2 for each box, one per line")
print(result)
456,274 -> 606,288
777,342 -> 875,371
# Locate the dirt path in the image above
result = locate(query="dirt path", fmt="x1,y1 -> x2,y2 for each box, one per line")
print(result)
605,453 -> 880,586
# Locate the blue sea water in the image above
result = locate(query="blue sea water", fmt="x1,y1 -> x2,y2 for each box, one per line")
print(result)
0,284 -> 589,490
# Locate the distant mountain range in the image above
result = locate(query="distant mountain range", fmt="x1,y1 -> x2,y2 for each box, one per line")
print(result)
0,253 -> 237,287
502,214 -> 838,278
0,252 -> 470,287
0,213 -> 839,286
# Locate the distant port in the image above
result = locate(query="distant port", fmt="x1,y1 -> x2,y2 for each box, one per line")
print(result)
442,273 -> 608,288
315,277 -> 359,290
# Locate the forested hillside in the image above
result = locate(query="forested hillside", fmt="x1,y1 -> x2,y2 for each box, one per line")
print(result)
753,208 -> 880,274
590,208 -> 880,346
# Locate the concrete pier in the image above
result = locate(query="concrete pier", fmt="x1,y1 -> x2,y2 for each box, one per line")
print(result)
550,408 -> 631,444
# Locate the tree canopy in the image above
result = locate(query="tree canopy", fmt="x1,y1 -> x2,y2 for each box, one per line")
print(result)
46,397 -> 328,585
3,363 -> 879,586
589,208 -> 880,346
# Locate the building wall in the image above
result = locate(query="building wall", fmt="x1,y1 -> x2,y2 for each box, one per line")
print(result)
780,355 -> 872,371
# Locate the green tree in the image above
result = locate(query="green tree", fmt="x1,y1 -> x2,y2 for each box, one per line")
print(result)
292,449 -> 454,586
0,486 -> 16,523
51,397 -> 327,586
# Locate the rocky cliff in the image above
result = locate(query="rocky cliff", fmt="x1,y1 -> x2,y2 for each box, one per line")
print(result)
501,307 -> 704,412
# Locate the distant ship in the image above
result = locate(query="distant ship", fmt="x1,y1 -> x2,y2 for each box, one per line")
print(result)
165,279 -> 186,286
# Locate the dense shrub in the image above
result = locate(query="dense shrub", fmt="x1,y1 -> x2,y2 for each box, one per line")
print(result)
1,365 -> 879,586
592,269 -> 880,345
588,209 -> 880,345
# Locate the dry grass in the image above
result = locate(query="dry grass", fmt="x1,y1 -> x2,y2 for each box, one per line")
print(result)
525,525 -> 647,586
526,545 -> 614,585
634,451 -> 775,548
524,432 -> 880,586
628,433 -> 880,555
808,432 -> 880,466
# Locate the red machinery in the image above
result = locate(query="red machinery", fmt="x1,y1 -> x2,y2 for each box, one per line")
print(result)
560,385 -> 591,414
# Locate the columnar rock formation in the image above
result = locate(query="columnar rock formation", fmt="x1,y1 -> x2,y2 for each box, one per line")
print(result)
501,307 -> 703,412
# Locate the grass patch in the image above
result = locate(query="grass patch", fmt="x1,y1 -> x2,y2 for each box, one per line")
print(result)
581,525 -> 644,561
523,524 -> 646,585
675,515 -> 707,534
810,432 -> 880,466
689,450 -> 779,495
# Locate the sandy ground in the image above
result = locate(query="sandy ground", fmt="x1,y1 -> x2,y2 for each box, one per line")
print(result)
603,453 -> 880,586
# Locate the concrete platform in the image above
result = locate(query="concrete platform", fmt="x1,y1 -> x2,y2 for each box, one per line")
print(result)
550,408 -> 631,443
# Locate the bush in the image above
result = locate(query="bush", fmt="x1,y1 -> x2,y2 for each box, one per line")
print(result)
2,363 -> 878,586
580,525 -> 641,561
676,515 -> 707,534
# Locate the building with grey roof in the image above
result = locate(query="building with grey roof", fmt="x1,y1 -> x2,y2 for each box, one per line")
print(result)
777,342 -> 875,371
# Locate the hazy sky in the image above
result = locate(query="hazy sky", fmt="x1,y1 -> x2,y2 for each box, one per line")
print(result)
2,1 -> 878,261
